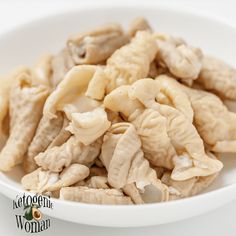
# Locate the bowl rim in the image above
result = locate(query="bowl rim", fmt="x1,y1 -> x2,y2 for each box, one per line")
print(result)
0,2 -> 236,210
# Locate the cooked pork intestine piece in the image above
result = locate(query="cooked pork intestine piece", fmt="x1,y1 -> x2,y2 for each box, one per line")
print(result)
67,23 -> 129,65
100,122 -> 169,203
198,56 -> 236,100
175,81 -> 236,153
51,49 -> 75,88
0,73 -> 49,172
22,164 -> 89,193
162,153 -> 219,200
33,55 -> 53,87
35,136 -> 101,172
155,34 -> 203,83
60,186 -> 133,205
128,17 -> 152,37
44,65 -> 97,119
86,31 -> 158,100
104,80 -> 223,180
66,107 -> 111,145
23,112 -> 64,173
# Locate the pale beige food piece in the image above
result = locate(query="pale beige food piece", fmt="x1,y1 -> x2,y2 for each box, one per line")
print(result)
130,80 -> 223,180
33,55 -> 53,87
155,75 -> 194,122
128,17 -> 152,37
44,65 -> 97,119
100,122 -> 169,203
0,67 -> 30,134
86,31 -> 158,99
87,176 -> 109,189
67,23 -> 129,65
22,164 -> 89,193
60,186 -> 133,205
51,49 -> 75,87
23,112 -> 64,173
155,34 -> 203,83
105,80 -> 223,180
66,107 -> 111,145
179,84 -> 236,153
0,73 -> 49,172
198,56 -> 236,100
47,116 -> 71,148
162,153 -> 219,200
35,136 -> 101,172
104,86 -> 176,169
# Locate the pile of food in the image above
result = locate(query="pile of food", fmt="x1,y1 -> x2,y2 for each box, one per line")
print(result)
0,18 -> 235,205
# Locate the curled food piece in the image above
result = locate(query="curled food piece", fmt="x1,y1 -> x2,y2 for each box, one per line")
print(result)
60,186 -> 133,205
128,17 -> 152,37
47,116 -> 71,148
86,31 -> 158,99
24,112 -> 64,173
100,122 -> 169,203
35,136 -> 101,172
104,86 -> 176,169
67,23 -> 128,65
51,49 -> 75,88
22,164 -> 89,193
179,84 -> 236,153
0,73 -> 49,172
106,80 -> 223,180
44,65 -> 97,119
66,107 -> 111,145
155,75 -> 194,122
0,67 -> 29,133
198,56 -> 236,100
87,176 -> 109,189
162,155 -> 219,200
33,55 -> 53,87
155,34 -> 203,83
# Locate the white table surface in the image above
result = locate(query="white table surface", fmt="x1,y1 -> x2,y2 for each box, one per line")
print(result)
1,0 -> 236,235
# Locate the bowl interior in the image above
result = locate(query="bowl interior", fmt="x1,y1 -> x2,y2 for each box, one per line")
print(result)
0,4 -> 236,226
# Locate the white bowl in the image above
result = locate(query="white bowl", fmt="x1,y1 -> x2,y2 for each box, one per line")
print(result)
1,3 -> 236,227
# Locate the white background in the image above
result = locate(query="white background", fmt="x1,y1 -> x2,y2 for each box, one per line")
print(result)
0,0 -> 236,235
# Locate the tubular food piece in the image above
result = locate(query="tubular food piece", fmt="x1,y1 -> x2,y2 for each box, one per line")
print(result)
23,112 -> 64,173
179,83 -> 236,153
67,23 -> 129,65
66,107 -> 111,145
51,49 -> 75,88
155,34 -> 203,83
155,75 -> 194,122
104,86 -> 176,169
22,164 -> 89,193
33,55 -> 53,87
0,67 -> 30,133
60,186 -> 133,205
128,79 -> 223,180
198,56 -> 236,100
0,73 -> 49,172
87,176 -> 109,189
162,154 -> 219,200
129,17 -> 152,37
47,116 -> 71,148
35,136 -> 101,172
86,31 -> 158,99
44,65 -> 97,119
105,80 -> 223,180
100,122 -> 169,203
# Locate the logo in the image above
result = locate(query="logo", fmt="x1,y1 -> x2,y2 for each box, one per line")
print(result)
13,193 -> 53,233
